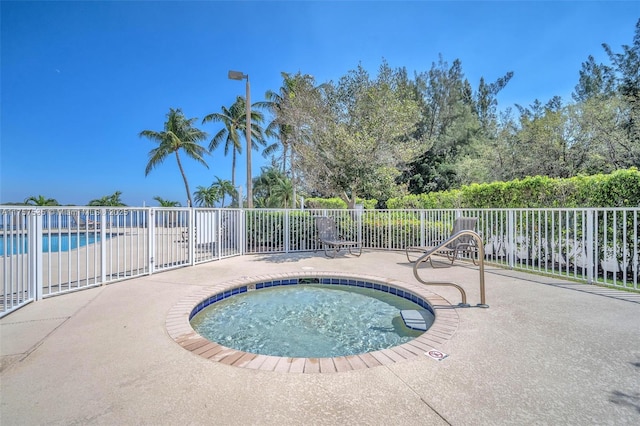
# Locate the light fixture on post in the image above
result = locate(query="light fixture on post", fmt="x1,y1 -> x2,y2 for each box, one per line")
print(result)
228,70 -> 253,208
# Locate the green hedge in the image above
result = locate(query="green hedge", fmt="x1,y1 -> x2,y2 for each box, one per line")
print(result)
304,197 -> 377,210
386,168 -> 640,209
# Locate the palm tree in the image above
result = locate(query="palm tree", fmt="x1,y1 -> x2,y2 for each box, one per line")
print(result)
210,176 -> 236,208
153,196 -> 181,207
88,191 -> 126,206
24,195 -> 59,206
261,72 -> 298,172
202,96 -> 267,206
269,176 -> 293,208
260,72 -> 318,207
253,166 -> 293,208
140,108 -> 209,207
193,185 -> 221,207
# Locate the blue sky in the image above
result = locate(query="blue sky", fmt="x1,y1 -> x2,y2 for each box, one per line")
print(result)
1,1 -> 638,206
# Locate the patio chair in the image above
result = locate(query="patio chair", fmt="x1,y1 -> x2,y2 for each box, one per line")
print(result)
314,216 -> 362,258
406,217 -> 479,266
81,218 -> 100,230
71,212 -> 100,230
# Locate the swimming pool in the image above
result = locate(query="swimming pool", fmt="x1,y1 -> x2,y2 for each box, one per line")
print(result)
167,272 -> 458,373
0,233 -> 103,256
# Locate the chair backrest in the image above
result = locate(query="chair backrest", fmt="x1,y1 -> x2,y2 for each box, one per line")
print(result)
448,217 -> 478,247
315,216 -> 338,242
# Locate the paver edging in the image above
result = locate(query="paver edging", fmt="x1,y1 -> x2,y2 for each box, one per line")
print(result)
166,271 -> 459,373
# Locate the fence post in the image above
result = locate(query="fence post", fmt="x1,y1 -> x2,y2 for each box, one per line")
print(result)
586,209 -> 595,285
188,208 -> 195,266
29,210 -> 43,301
100,208 -> 107,285
356,206 -> 364,250
148,209 -> 155,275
284,210 -> 290,253
507,210 -> 515,269
241,210 -> 246,256
420,210 -> 426,247
215,210 -> 221,260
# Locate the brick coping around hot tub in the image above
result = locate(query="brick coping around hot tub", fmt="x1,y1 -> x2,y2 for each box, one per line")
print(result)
165,271 -> 459,373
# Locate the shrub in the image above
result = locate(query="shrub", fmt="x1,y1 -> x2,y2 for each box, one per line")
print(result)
304,197 -> 378,209
386,168 -> 640,208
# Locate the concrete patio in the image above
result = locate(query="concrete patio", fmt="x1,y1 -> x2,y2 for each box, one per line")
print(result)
1,251 -> 639,425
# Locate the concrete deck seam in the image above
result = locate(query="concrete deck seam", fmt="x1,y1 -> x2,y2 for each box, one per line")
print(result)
3,287 -> 107,372
383,363 -> 453,425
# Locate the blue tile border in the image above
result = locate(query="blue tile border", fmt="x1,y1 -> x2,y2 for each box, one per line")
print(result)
189,276 -> 434,321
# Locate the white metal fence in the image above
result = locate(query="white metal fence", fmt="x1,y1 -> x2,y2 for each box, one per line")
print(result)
2,206 -> 638,317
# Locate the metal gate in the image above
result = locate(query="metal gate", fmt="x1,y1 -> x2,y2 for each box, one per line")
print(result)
1,209 -> 37,317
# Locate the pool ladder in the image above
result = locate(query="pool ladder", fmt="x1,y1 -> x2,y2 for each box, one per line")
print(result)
412,230 -> 488,308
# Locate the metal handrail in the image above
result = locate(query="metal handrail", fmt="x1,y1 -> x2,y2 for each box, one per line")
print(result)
412,230 -> 488,308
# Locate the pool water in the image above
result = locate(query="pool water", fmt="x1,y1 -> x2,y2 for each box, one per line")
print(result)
0,233 -> 102,256
190,284 -> 432,358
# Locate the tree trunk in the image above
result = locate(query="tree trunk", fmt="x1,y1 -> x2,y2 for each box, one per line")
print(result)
231,151 -> 237,207
175,152 -> 192,207
343,190 -> 356,209
291,148 -> 296,208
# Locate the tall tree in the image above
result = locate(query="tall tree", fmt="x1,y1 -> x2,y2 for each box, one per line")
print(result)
261,72 -> 319,207
202,96 -> 267,206
262,72 -> 297,173
512,97 -> 579,178
487,108 -> 521,181
602,18 -> 640,162
474,72 -> 514,133
572,55 -> 615,103
297,61 -> 422,207
139,108 -> 209,207
402,57 -> 482,192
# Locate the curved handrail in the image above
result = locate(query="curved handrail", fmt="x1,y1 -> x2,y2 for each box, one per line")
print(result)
412,230 -> 488,308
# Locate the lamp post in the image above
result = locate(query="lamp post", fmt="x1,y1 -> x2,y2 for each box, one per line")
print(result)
228,70 -> 253,208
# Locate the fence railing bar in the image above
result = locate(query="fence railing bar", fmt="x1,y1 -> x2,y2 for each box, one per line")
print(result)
2,206 -> 639,317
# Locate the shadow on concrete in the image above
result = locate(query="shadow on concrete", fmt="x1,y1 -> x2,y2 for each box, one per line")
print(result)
608,360 -> 640,414
609,390 -> 640,414
249,252 -> 319,264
